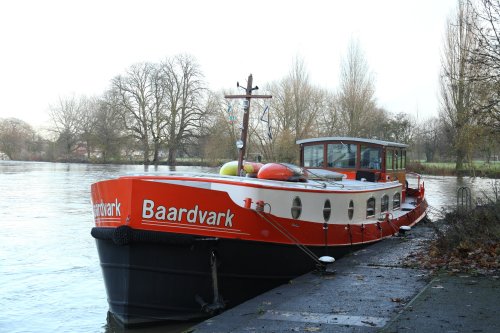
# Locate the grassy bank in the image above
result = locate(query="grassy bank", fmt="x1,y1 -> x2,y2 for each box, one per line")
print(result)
407,161 -> 500,178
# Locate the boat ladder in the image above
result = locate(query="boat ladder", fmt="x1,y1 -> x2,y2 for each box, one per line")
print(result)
457,186 -> 473,213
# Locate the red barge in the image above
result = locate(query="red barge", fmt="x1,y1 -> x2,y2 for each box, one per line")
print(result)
91,136 -> 427,326
91,75 -> 426,326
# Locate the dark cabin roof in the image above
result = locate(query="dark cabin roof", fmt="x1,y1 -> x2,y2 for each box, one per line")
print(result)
296,137 -> 408,149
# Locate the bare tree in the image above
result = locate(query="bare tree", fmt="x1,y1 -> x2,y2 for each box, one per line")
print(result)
421,118 -> 439,162
317,91 -> 342,136
0,118 -> 36,160
112,63 -> 154,165
161,54 -> 205,166
49,95 -> 82,157
78,95 -> 100,160
200,91 -> 241,163
272,58 -> 320,139
439,0 -> 479,170
94,90 -> 126,162
337,39 -> 376,137
468,0 -> 500,130
413,117 -> 452,163
361,107 -> 390,140
264,57 -> 324,162
149,63 -> 169,165
385,112 -> 416,143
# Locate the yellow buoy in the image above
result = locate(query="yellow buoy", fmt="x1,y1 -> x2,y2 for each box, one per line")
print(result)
219,161 -> 264,176
219,161 -> 239,176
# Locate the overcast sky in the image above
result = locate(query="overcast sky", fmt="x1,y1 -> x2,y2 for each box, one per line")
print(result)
0,0 -> 457,129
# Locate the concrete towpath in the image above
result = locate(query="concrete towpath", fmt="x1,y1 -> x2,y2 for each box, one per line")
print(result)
190,221 -> 500,333
381,273 -> 499,333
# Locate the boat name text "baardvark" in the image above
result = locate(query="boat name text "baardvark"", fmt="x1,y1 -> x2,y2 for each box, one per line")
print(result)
142,199 -> 234,227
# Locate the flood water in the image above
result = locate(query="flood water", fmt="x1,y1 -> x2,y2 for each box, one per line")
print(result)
0,161 -> 495,333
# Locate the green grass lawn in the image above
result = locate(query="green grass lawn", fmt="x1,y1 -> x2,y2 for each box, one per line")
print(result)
408,160 -> 500,177
421,161 -> 500,171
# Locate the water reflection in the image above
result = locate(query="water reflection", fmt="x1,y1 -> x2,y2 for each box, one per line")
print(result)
423,175 -> 495,219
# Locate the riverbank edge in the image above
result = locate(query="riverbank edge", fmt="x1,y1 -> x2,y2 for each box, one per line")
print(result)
3,158 -> 500,178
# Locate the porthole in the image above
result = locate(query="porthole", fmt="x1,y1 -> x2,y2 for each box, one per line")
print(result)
291,196 -> 302,219
393,192 -> 401,210
366,197 -> 375,218
323,199 -> 331,221
348,200 -> 354,220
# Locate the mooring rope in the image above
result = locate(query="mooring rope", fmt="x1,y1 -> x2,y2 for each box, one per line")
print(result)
386,216 -> 400,234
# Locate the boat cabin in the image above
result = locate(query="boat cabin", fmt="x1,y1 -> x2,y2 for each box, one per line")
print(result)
296,137 -> 408,185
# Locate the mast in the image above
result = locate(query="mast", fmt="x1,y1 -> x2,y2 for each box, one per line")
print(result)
225,74 -> 272,176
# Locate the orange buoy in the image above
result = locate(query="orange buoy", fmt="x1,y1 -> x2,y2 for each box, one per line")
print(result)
257,163 -> 307,182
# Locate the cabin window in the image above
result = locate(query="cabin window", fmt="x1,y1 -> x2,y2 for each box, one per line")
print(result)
304,144 -> 324,167
323,199 -> 331,222
394,151 -> 399,169
348,200 -> 354,220
366,197 -> 376,218
360,146 -> 381,170
381,194 -> 389,213
401,150 -> 406,169
291,196 -> 302,219
393,192 -> 401,210
327,143 -> 357,168
386,149 -> 393,170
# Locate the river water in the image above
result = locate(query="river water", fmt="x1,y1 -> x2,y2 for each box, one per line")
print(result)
0,161 -> 495,333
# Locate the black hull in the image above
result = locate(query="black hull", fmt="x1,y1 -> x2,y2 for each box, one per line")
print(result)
92,227 -> 355,326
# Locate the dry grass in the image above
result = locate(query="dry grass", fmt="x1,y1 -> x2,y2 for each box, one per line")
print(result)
406,195 -> 500,275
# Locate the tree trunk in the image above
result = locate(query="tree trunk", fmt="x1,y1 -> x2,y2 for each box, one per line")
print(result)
152,139 -> 160,166
425,145 -> 434,163
143,140 -> 150,166
87,142 -> 91,160
456,147 -> 465,171
167,145 -> 177,166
